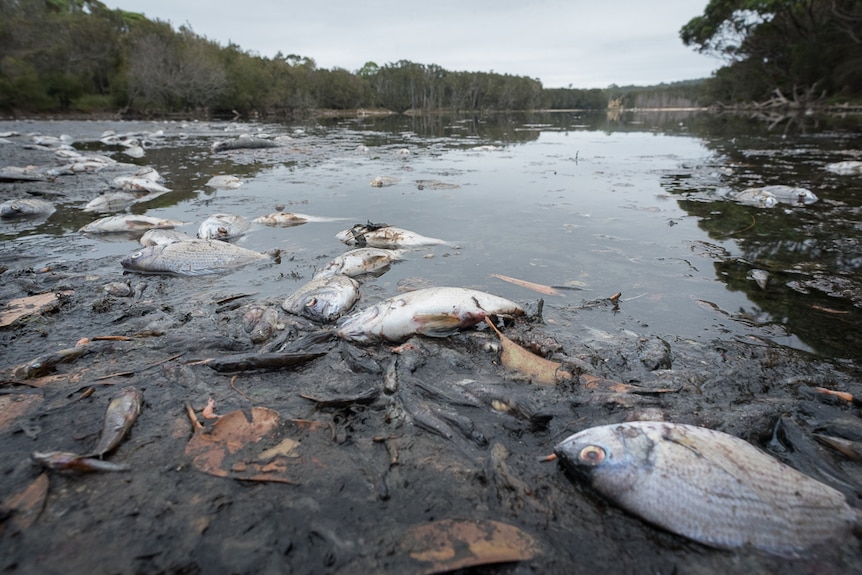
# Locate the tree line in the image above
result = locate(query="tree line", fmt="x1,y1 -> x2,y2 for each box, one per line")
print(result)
1,1 -> 858,117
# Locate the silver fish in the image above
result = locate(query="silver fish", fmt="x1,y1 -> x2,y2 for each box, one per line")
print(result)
336,223 -> 450,248
83,190 -> 150,213
554,421 -> 858,557
729,188 -> 778,208
139,228 -> 194,246
88,386 -> 143,458
252,212 -> 350,227
313,247 -> 403,279
80,215 -> 186,234
121,239 -> 278,275
112,176 -> 171,194
825,160 -> 862,175
197,213 -> 253,240
747,185 -> 818,206
336,286 -> 524,343
282,275 -> 360,322
370,175 -> 400,187
0,198 -> 55,218
205,175 -> 242,189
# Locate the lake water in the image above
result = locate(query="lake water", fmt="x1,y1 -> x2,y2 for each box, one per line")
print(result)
2,110 -> 861,360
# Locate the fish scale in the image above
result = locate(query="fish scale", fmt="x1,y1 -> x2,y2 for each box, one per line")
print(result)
121,239 -> 274,275
554,421 -> 858,556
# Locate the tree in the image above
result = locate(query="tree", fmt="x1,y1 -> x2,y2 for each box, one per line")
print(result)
681,0 -> 862,103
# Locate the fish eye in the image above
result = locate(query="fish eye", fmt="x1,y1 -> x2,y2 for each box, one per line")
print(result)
305,297 -> 318,308
578,445 -> 606,466
130,251 -> 144,259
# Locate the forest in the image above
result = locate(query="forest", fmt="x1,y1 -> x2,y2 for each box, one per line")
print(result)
0,0 -> 859,117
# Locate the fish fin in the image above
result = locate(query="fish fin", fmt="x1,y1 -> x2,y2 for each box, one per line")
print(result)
414,314 -> 464,337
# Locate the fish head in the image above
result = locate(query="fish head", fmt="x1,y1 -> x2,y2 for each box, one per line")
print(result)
336,305 -> 383,342
554,423 -> 656,497
121,245 -> 162,272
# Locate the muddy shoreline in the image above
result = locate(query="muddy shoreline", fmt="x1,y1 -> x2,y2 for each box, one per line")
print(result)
1,119 -> 861,574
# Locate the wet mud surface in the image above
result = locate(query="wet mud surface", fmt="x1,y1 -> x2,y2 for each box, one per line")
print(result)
1,118 -> 862,574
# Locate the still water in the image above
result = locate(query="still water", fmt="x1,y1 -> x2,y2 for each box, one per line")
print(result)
2,111 -> 860,360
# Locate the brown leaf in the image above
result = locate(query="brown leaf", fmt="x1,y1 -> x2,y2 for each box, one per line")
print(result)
489,273 -> 562,296
485,319 -> 571,385
0,291 -> 72,328
1,473 -> 49,532
184,408 -> 329,483
402,519 -> 540,574
0,394 -> 43,433
579,374 -> 678,394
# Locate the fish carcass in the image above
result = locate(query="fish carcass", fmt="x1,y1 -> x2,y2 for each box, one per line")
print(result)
80,215 -> 186,234
0,198 -> 55,218
554,421 -> 859,557
729,188 -> 778,208
139,228 -> 194,246
121,239 -> 278,275
825,160 -> 862,175
282,275 -> 361,322
313,247 -> 403,279
746,185 -> 818,206
336,287 -> 524,343
253,212 -> 350,227
197,213 -> 253,240
87,386 -> 143,458
336,222 -> 451,248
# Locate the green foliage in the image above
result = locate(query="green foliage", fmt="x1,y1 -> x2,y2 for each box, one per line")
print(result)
681,0 -> 862,103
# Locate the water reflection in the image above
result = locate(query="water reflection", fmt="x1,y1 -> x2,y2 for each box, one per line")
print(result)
1,111 -> 860,361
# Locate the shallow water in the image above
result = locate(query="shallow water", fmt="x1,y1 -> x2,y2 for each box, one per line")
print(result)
2,111 -> 860,360
2,112 -> 862,574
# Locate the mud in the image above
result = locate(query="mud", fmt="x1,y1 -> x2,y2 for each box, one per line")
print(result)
1,118 -> 861,574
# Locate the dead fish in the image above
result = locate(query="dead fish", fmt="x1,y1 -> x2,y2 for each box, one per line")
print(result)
370,175 -> 400,187
205,175 -> 242,189
0,198 -> 55,219
729,188 -> 778,208
241,306 -> 281,343
112,176 -> 171,194
336,287 -> 524,343
83,190 -> 151,213
252,212 -> 350,227
12,343 -> 95,379
313,247 -> 404,279
87,386 -> 143,458
212,137 -> 281,153
554,421 -> 858,557
80,215 -> 186,234
197,213 -> 253,240
139,228 -> 194,246
748,185 -> 818,206
747,269 -> 769,290
31,451 -> 130,472
121,239 -> 279,276
282,275 -> 361,322
336,222 -> 451,248
825,160 -> 862,175
0,166 -> 48,182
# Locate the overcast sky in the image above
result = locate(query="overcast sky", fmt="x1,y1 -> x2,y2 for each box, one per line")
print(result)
104,1 -> 721,89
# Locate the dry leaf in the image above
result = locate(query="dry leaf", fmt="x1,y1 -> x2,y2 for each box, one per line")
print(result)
185,408 -> 328,483
1,473 -> 49,533
580,374 -> 678,394
0,291 -> 72,328
402,519 -> 540,574
485,319 -> 571,385
489,274 -> 562,296
0,394 -> 43,433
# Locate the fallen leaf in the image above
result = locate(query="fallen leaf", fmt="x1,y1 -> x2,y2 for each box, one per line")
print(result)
0,291 -> 72,328
1,473 -> 49,533
185,408 -> 330,483
489,274 -> 562,296
0,394 -> 43,433
580,374 -> 678,394
485,319 -> 572,385
402,519 -> 540,574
